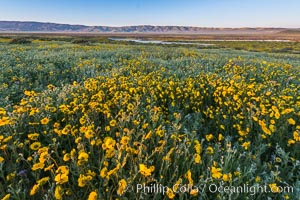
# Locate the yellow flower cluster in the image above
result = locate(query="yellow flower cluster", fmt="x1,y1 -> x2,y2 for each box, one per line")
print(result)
139,164 -> 155,177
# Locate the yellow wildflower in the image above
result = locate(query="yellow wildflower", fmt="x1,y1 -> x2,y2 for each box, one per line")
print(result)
30,184 -> 39,196
269,183 -> 280,193
109,119 -> 117,127
55,166 -> 69,184
120,136 -> 130,146
32,162 -> 45,171
102,137 -> 116,150
88,191 -> 97,200
63,153 -> 71,161
241,142 -> 250,150
139,164 -> 155,177
1,194 -> 10,200
206,146 -> 214,154
166,187 -> 175,199
255,176 -> 261,182
205,134 -> 213,141
39,151 -> 48,163
40,117 -> 49,125
100,167 -> 107,178
288,118 -> 295,125
78,174 -> 93,187
190,189 -> 198,196
84,129 -> 94,139
194,154 -> 201,164
218,134 -> 223,141
30,142 -> 41,150
185,170 -> 193,185
222,173 -> 232,182
211,166 -> 222,179
37,177 -> 49,186
27,133 -> 39,140
77,151 -> 89,165
293,131 -> 300,141
54,185 -> 63,200
117,179 -> 127,196
194,140 -> 201,154
44,164 -> 54,172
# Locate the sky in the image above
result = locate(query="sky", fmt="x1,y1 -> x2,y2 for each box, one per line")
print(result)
0,0 -> 299,28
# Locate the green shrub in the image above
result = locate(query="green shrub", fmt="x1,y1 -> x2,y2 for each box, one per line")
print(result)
9,38 -> 32,44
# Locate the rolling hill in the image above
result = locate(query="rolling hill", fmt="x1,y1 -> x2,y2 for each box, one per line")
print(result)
0,21 -> 298,34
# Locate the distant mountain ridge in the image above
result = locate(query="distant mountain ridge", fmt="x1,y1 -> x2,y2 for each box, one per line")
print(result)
0,21 -> 298,34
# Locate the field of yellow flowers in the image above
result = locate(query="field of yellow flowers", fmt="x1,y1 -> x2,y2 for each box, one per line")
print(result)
0,38 -> 299,199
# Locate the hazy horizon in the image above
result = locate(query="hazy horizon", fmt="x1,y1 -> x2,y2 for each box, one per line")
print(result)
1,20 -> 299,29
0,0 -> 299,28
